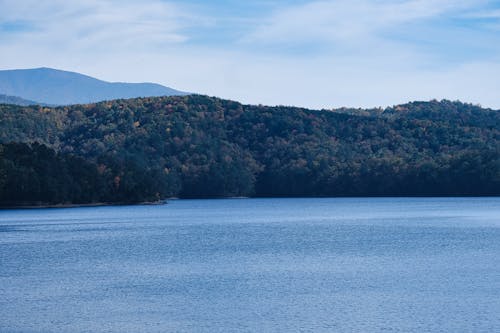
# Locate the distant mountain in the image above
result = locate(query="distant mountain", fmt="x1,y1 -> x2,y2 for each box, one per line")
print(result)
0,94 -> 43,106
0,67 -> 187,105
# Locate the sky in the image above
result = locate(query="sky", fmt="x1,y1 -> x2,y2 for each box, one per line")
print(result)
1,0 -> 500,109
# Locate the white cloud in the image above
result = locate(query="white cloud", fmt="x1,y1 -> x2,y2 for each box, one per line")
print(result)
242,0 -> 481,46
0,0 -> 200,50
466,8 -> 500,18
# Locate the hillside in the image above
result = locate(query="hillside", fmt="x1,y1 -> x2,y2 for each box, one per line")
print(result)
0,68 -> 187,105
0,96 -> 498,206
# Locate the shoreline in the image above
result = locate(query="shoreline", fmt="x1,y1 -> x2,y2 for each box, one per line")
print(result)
1,195 -> 499,209
0,200 -> 167,210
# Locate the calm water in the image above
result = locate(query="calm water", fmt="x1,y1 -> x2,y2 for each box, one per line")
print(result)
1,197 -> 500,333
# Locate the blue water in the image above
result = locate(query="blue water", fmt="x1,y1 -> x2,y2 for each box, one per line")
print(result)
1,197 -> 499,332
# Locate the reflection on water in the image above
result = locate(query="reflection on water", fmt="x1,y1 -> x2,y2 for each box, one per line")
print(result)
1,197 -> 500,332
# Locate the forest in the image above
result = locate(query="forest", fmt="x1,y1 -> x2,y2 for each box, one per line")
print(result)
0,96 -> 499,206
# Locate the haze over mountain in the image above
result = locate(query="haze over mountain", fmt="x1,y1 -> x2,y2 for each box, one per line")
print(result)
0,68 -> 187,105
0,94 -> 43,106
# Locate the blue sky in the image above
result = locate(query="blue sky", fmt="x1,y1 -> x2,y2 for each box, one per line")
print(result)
1,0 -> 500,108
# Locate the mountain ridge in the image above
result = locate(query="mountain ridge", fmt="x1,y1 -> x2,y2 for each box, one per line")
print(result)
0,67 -> 187,105
0,93 -> 46,106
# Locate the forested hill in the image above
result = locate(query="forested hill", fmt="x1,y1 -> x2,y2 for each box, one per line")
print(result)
0,96 -> 498,206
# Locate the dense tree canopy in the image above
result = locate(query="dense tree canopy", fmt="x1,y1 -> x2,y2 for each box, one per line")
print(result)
0,96 -> 498,206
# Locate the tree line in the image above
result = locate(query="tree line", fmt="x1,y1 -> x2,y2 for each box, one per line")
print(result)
0,96 -> 498,206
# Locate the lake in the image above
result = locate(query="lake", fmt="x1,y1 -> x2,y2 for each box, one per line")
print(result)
1,197 -> 500,332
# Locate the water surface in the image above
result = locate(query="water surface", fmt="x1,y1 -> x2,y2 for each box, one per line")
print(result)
1,197 -> 499,332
